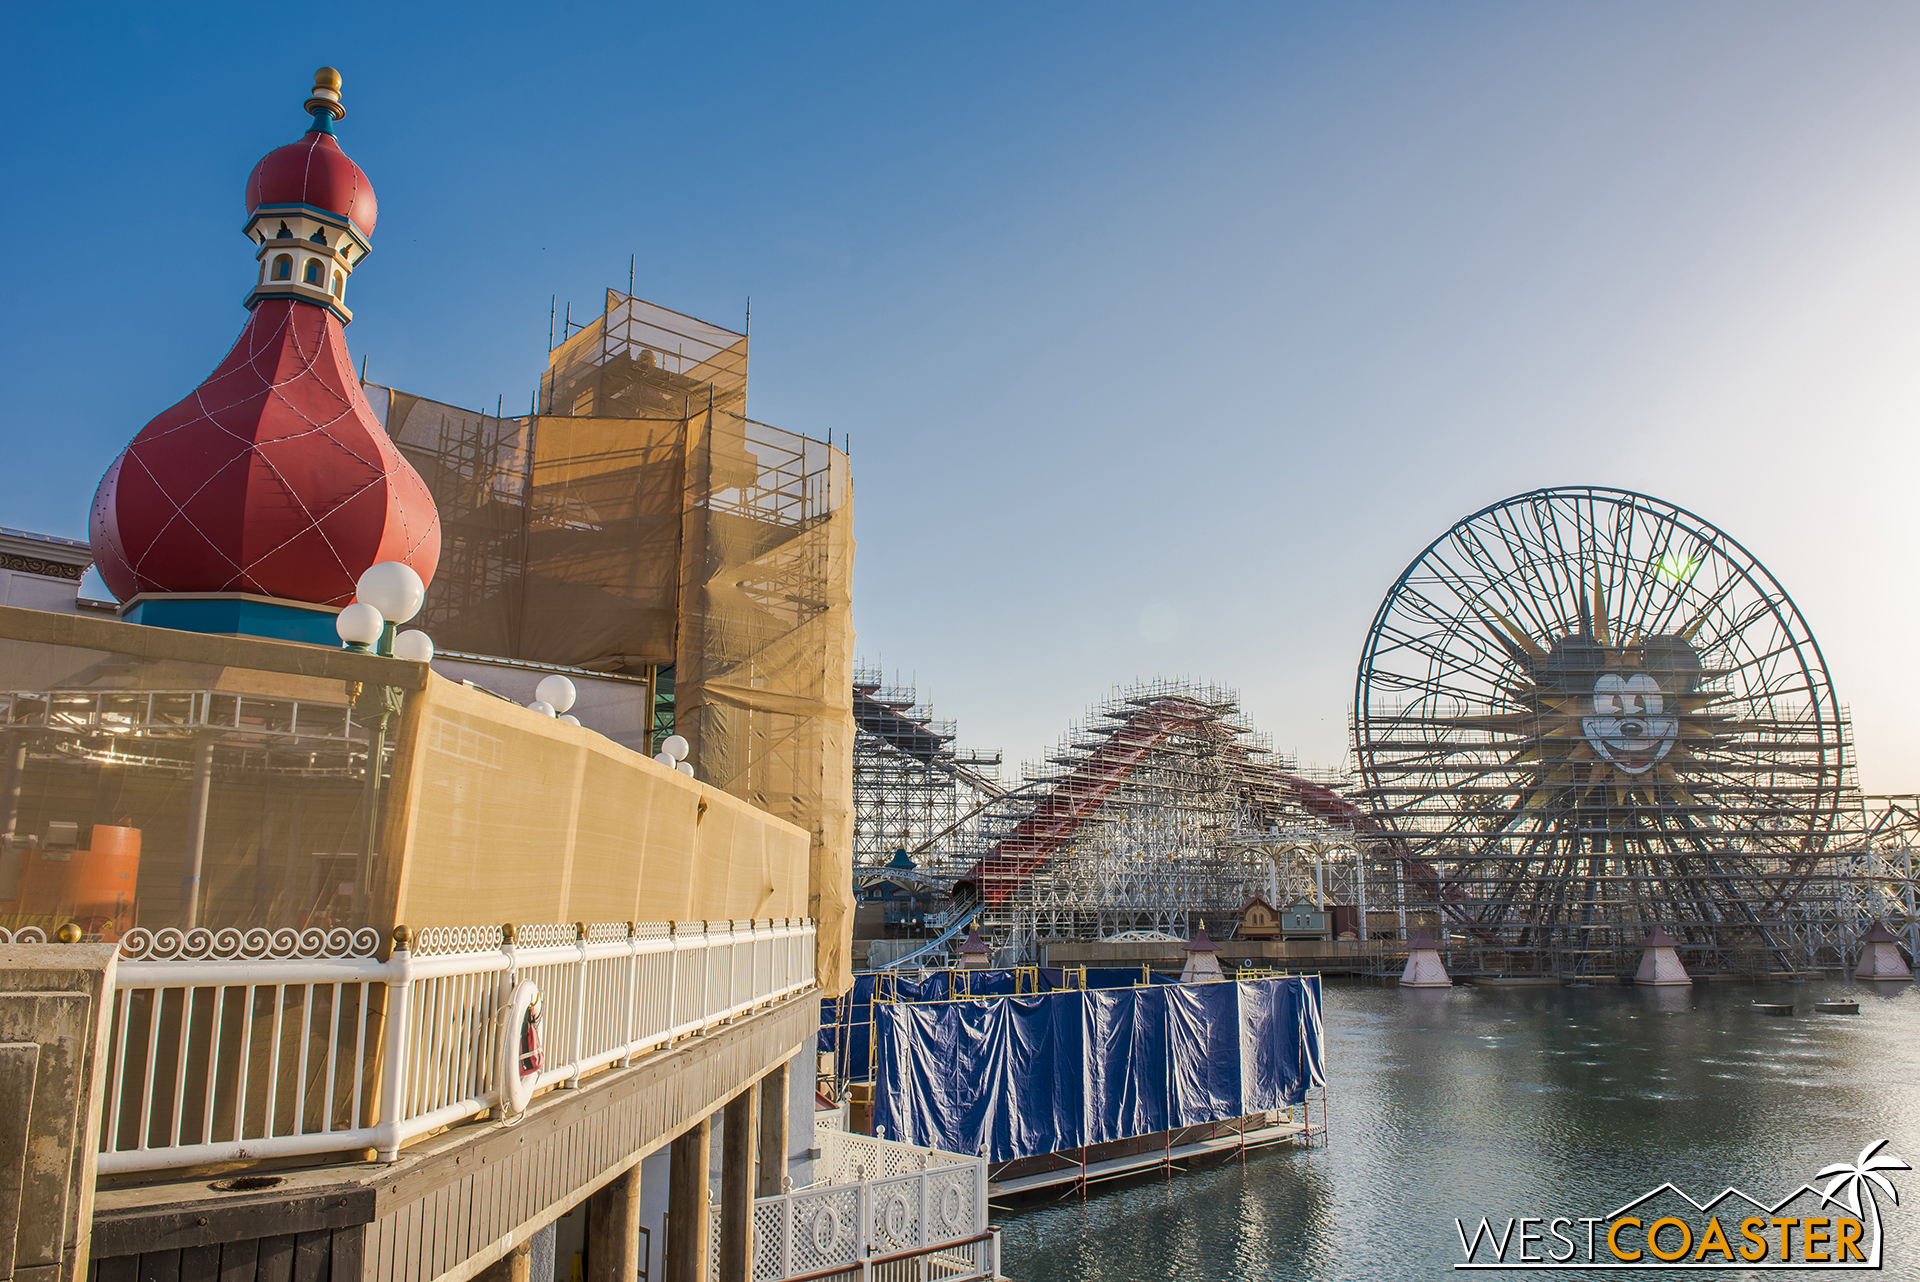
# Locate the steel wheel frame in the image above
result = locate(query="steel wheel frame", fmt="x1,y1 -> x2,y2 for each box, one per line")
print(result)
1353,486 -> 1849,973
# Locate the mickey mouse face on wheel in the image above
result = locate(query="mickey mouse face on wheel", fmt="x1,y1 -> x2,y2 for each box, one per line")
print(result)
1583,672 -> 1677,774
1535,632 -> 1701,777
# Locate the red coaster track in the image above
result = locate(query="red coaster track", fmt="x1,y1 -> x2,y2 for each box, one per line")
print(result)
952,697 -> 1470,924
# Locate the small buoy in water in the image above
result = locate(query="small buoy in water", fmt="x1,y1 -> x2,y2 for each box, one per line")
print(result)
1815,1000 -> 1859,1014
1752,1001 -> 1794,1016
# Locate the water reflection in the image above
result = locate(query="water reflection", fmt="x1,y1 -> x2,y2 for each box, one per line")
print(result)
997,979 -> 1920,1280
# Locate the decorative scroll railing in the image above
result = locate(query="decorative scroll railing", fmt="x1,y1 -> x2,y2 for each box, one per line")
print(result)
93,918 -> 815,1174
710,1128 -> 996,1281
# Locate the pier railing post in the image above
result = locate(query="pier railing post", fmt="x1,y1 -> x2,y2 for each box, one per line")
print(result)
919,1162 -> 931,1255
727,919 -> 740,1016
698,925 -> 714,1028
666,922 -> 680,1037
375,925 -> 414,1160
976,1152 -> 988,1245
620,921 -> 639,1065
782,1186 -> 795,1277
568,921 -> 587,1087
859,1178 -> 872,1279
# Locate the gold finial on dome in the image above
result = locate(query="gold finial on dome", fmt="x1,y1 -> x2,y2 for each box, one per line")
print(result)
306,66 -> 346,122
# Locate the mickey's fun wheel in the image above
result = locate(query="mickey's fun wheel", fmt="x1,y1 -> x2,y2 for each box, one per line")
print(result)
1353,487 -> 1849,971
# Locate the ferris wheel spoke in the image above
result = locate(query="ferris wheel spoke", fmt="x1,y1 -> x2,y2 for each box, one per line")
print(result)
1461,519 -> 1568,639
1370,619 -> 1519,690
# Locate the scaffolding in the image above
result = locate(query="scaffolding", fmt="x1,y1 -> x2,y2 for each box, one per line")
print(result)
850,665 -> 1003,869
367,288 -> 857,988
843,665 -> 1917,974
848,679 -> 1366,955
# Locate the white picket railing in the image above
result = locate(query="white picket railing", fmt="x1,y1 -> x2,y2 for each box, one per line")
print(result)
712,1128 -> 995,1281
96,918 -> 815,1174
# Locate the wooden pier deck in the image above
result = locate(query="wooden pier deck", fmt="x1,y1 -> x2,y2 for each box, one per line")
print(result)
988,1118 -> 1316,1200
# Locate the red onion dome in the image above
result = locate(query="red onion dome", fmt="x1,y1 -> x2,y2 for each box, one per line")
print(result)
89,69 -> 437,608
90,300 -> 440,607
244,67 -> 377,234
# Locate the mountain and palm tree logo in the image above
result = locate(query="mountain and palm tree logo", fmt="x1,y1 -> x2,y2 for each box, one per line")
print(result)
1455,1138 -> 1910,1269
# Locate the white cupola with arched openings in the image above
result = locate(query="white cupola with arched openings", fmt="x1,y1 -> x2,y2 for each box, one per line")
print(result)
247,210 -> 368,321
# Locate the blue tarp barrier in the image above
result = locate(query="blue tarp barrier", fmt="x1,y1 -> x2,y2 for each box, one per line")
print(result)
821,965 -> 1160,1077
868,976 -> 1324,1162
1082,966 -> 1154,990
1083,985 -> 1168,1144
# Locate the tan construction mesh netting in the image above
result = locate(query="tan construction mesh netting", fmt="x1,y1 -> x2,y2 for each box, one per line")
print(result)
0,606 -> 427,935
0,609 -> 811,942
380,676 -> 809,928
369,291 -> 855,990
0,607 -> 816,1146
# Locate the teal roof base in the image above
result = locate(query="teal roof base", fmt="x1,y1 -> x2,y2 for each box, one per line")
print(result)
119,593 -> 342,647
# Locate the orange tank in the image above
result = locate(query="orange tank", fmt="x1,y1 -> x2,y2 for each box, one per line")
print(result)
17,824 -> 141,937
73,825 -> 141,935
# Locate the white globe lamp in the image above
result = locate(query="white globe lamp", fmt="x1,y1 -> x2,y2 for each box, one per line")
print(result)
392,629 -> 435,663
661,734 -> 690,761
534,675 -> 577,714
336,602 -> 384,651
559,714 -> 581,726
528,700 -> 556,717
676,761 -> 695,778
356,562 -> 426,625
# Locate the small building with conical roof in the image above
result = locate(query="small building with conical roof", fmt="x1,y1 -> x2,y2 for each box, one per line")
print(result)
1180,922 -> 1224,983
1399,928 -> 1452,988
1855,921 -> 1913,980
1634,926 -> 1691,986
958,925 -> 992,969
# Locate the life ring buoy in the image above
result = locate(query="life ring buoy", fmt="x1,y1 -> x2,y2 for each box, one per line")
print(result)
497,979 -> 543,1115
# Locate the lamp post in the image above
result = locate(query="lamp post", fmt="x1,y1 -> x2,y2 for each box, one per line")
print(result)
338,562 -> 428,918
353,562 -> 425,657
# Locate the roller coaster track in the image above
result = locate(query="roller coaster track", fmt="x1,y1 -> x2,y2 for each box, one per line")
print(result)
951,698 -> 1217,906
939,696 -> 1477,925
871,906 -> 975,971
1241,762 -> 1476,927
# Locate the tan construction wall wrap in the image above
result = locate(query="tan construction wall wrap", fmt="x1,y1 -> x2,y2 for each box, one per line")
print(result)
382,675 -> 810,929
675,409 -> 855,995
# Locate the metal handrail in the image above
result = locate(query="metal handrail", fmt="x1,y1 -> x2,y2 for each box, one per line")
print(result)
782,1231 -> 1000,1282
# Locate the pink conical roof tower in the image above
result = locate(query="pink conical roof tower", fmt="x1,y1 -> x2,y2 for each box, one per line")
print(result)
1634,925 -> 1691,986
1400,927 -> 1452,988
1180,920 -> 1224,983
90,68 -> 439,609
1855,920 -> 1913,981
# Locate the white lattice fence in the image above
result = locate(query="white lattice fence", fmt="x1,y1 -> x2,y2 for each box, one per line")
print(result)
710,1130 -> 993,1280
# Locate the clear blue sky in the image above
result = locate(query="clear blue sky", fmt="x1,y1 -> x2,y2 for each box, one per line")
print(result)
8,3 -> 1920,791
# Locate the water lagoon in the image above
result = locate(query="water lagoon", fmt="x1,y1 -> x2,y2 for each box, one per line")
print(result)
998,979 -> 1920,1280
